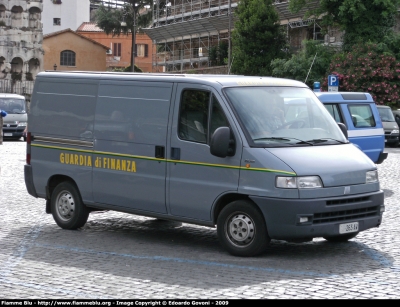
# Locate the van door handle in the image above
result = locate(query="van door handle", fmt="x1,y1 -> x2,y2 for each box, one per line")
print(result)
171,147 -> 180,160
155,146 -> 165,158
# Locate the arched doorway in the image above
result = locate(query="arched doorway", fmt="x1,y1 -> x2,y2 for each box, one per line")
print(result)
29,7 -> 41,29
10,57 -> 23,81
0,4 -> 7,27
28,58 -> 40,80
10,6 -> 23,28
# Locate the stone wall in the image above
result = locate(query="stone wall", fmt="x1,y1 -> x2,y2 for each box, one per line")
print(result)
0,0 -> 44,86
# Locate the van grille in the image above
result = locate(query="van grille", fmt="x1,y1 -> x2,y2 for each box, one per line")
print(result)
3,124 -> 18,128
326,196 -> 369,206
313,206 -> 379,224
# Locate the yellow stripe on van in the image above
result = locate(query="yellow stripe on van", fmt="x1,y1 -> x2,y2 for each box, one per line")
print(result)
32,144 -> 296,176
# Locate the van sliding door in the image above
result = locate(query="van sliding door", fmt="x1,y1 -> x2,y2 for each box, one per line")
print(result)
92,80 -> 173,213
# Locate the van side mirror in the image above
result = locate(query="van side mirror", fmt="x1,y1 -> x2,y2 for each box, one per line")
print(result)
210,127 -> 234,158
338,122 -> 348,139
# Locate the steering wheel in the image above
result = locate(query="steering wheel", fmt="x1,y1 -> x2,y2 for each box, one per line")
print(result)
280,119 -> 306,129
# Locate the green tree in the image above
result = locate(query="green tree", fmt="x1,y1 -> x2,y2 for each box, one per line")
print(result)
95,0 -> 152,72
209,41 -> 229,66
271,40 -> 336,87
231,0 -> 289,76
289,0 -> 400,51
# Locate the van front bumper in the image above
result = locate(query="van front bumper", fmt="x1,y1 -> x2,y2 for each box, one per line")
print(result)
384,133 -> 399,145
2,126 -> 25,138
250,190 -> 384,241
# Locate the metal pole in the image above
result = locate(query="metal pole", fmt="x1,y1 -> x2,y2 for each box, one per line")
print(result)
132,7 -> 136,72
305,52 -> 317,84
228,0 -> 231,75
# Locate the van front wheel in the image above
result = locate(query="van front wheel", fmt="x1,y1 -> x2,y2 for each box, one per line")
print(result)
217,200 -> 270,257
51,182 -> 89,230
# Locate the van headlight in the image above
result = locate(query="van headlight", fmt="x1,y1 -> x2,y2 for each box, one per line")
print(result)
276,176 -> 323,189
17,122 -> 27,127
366,170 -> 378,183
391,129 -> 399,134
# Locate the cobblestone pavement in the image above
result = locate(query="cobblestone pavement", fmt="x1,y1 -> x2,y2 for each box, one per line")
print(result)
1,140 -> 400,299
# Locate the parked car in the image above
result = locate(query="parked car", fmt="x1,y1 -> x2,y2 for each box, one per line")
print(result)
315,92 -> 387,164
392,109 -> 400,126
0,93 -> 28,140
377,105 -> 399,147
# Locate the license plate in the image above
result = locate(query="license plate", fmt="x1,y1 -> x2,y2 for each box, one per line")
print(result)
339,222 -> 359,234
4,133 -> 12,136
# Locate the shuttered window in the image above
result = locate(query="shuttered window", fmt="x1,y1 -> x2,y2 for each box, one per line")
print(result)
113,43 -> 121,57
60,50 -> 75,66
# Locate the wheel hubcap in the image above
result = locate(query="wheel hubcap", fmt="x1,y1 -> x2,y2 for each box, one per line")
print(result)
226,213 -> 255,247
56,191 -> 75,221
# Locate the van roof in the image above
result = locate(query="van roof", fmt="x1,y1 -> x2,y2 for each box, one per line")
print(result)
315,92 -> 374,103
36,71 -> 308,89
0,93 -> 25,99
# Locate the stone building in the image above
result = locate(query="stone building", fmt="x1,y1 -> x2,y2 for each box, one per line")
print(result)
0,0 -> 44,93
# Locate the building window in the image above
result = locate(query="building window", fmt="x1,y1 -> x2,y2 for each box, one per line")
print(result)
113,43 -> 121,57
135,44 -> 148,57
60,50 -> 76,66
53,0 -> 62,4
53,18 -> 61,26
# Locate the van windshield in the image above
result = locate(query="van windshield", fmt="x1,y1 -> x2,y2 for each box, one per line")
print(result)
224,87 -> 347,147
378,107 -> 395,122
0,98 -> 26,114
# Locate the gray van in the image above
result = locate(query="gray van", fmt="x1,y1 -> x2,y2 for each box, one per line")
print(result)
0,93 -> 28,140
24,72 -> 384,256
377,105 -> 399,147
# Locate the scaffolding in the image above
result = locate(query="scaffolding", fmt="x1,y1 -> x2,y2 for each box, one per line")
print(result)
144,0 -> 236,73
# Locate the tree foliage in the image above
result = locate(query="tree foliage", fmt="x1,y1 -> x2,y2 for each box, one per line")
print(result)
95,0 -> 152,71
95,1 -> 151,36
209,41 -> 229,66
322,43 -> 400,106
271,40 -> 336,87
231,0 -> 289,76
289,0 -> 400,51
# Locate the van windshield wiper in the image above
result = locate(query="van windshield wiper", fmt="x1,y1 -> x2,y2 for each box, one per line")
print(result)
305,138 -> 347,144
254,137 -> 314,145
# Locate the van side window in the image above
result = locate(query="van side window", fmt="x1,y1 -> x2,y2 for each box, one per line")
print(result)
324,104 -> 343,123
348,105 -> 376,128
210,95 -> 229,137
179,91 -> 229,143
179,90 -> 210,143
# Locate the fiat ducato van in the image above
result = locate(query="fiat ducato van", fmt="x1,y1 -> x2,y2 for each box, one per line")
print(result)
24,72 -> 384,256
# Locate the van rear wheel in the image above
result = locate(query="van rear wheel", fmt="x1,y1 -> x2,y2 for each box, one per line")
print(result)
217,200 -> 270,257
51,182 -> 89,229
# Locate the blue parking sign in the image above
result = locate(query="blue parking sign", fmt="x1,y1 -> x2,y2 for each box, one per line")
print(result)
328,75 -> 339,92
328,75 -> 339,87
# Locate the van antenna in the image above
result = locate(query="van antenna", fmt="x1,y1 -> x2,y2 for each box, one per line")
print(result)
228,56 -> 234,75
305,52 -> 317,84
